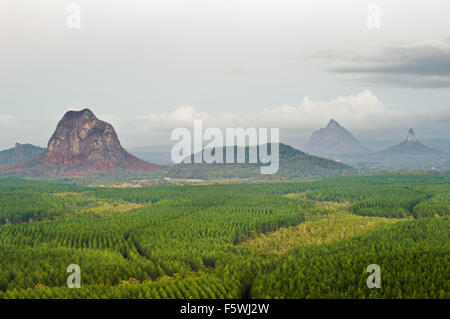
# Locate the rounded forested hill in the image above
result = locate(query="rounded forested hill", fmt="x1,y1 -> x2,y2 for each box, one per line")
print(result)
164,143 -> 354,180
0,143 -> 45,167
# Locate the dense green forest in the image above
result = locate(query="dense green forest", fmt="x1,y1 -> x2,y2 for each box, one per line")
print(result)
0,175 -> 448,298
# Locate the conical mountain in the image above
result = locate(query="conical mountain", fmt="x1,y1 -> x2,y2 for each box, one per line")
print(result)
304,119 -> 366,156
381,128 -> 438,155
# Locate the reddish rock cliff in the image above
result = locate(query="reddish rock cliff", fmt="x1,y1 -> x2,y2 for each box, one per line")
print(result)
4,109 -> 161,176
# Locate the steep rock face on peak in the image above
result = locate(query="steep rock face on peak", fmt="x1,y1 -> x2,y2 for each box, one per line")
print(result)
304,119 -> 366,156
3,109 -> 161,176
406,128 -> 417,142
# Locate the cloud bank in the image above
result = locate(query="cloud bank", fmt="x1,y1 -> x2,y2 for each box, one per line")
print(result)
319,39 -> 450,89
103,90 -> 449,147
1,90 -> 449,150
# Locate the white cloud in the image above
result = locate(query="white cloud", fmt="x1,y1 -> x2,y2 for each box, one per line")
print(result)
102,90 -> 449,147
252,90 -> 401,130
1,90 -> 449,150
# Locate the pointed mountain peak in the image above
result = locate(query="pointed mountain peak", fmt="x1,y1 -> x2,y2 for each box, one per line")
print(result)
326,119 -> 341,128
407,128 -> 417,142
304,119 -> 366,156
381,127 -> 440,156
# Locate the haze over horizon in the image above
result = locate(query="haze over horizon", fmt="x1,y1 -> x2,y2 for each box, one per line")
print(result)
1,0 -> 449,149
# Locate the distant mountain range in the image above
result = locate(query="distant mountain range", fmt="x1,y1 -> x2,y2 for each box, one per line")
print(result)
304,119 -> 367,156
1,112 -> 448,178
0,111 -> 355,179
297,120 -> 449,170
340,128 -> 449,170
128,145 -> 174,165
360,138 -> 450,153
0,143 -> 45,167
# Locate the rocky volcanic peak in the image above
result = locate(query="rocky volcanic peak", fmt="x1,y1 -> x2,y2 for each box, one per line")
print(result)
326,119 -> 340,129
304,119 -> 366,156
380,128 -> 438,156
407,128 -> 417,142
46,108 -> 125,164
4,109 -> 161,175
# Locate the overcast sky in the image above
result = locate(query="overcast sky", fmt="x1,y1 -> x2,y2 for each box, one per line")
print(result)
1,0 -> 449,149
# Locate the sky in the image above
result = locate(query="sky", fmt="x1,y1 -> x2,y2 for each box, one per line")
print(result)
1,0 -> 449,150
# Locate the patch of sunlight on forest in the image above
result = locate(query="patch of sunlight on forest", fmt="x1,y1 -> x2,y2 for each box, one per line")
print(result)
241,209 -> 402,256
